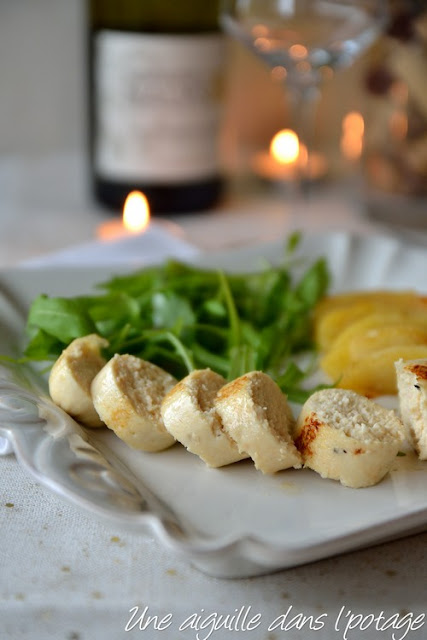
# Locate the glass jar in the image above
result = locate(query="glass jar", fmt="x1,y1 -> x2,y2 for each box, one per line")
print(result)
362,1 -> 427,230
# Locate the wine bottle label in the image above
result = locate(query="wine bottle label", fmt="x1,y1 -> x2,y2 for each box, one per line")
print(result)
93,31 -> 224,183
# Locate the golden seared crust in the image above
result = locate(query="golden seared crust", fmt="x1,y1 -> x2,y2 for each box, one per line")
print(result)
407,362 -> 427,380
215,371 -> 301,474
294,412 -> 322,458
215,374 -> 248,402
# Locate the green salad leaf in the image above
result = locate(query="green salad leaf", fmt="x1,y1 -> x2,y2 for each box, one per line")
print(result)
21,236 -> 330,400
27,295 -> 96,342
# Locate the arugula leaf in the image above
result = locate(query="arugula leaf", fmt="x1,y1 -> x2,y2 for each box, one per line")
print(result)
151,292 -> 195,331
218,270 -> 241,352
22,328 -> 63,362
295,258 -> 329,309
20,237 -> 331,401
89,292 -> 142,336
191,342 -> 230,376
27,295 -> 95,343
285,230 -> 302,255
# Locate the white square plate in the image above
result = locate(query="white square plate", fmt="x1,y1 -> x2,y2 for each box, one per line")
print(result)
0,232 -> 426,578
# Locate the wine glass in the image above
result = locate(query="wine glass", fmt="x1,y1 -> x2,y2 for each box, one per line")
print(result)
221,0 -> 388,197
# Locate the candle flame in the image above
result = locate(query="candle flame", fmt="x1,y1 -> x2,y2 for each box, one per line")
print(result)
123,191 -> 150,233
270,129 -> 300,165
341,111 -> 364,161
342,111 -> 364,136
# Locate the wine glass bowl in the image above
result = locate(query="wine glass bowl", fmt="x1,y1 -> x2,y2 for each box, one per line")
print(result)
222,0 -> 388,84
221,0 -> 388,189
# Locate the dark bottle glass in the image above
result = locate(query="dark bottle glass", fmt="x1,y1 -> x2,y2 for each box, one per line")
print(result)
88,0 -> 224,214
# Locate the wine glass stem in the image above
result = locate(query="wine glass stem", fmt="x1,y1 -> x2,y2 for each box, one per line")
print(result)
286,80 -> 322,198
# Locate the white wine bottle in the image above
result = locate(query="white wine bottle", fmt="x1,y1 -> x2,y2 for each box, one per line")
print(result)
88,0 -> 224,214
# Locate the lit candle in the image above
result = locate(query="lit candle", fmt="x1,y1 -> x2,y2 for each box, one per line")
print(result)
341,111 -> 364,162
252,128 -> 328,182
97,191 -> 150,241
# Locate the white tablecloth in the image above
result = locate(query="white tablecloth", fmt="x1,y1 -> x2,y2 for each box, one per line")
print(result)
1,156 -> 426,640
2,450 -> 426,640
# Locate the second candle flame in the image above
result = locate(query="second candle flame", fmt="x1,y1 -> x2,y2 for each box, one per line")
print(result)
123,191 -> 150,233
270,129 -> 300,165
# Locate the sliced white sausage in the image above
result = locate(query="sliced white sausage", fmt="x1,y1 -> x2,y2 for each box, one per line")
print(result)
214,371 -> 301,474
294,388 -> 404,488
161,369 -> 247,467
91,354 -> 176,452
49,334 -> 108,427
396,358 -> 427,459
